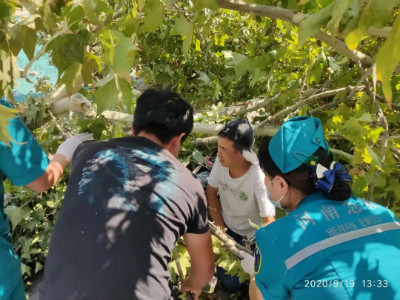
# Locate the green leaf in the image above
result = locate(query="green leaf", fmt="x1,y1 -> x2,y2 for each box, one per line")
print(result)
298,2 -> 335,45
21,263 -> 31,276
4,205 -> 28,230
341,117 -> 366,145
366,145 -> 382,169
0,105 -> 19,146
228,53 -> 250,79
82,52 -> 101,83
67,4 -> 85,32
94,77 -> 132,112
47,33 -> 88,77
357,112 -> 372,122
326,0 -> 353,34
82,0 -> 108,24
0,2 -> 11,19
191,149 -> 205,165
116,78 -> 133,113
113,32 -> 138,77
60,62 -> 83,95
173,17 -> 193,57
9,16 -> 38,57
94,78 -> 119,112
367,127 -> 384,143
23,28 -> 37,61
43,1 -> 56,30
376,14 -> 400,106
345,0 -> 398,50
140,0 -> 164,33
193,0 -> 219,10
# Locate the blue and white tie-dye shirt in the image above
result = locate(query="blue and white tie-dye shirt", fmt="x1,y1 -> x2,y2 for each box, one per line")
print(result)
38,136 -> 208,300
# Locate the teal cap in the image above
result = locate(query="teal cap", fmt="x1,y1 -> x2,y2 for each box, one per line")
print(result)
269,116 -> 329,173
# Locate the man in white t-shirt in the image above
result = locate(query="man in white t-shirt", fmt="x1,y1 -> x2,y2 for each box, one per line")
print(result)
206,119 -> 275,292
207,119 -> 275,240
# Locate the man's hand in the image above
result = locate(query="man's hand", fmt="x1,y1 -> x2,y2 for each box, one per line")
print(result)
239,250 -> 255,275
262,216 -> 275,226
182,232 -> 214,299
56,132 -> 93,162
181,278 -> 201,300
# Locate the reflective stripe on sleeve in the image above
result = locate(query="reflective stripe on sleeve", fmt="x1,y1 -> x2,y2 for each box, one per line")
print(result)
285,222 -> 400,270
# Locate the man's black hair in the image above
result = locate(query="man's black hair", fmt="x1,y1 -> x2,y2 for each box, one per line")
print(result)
133,89 -> 194,144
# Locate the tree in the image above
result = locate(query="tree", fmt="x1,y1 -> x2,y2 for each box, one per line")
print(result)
1,0 -> 400,295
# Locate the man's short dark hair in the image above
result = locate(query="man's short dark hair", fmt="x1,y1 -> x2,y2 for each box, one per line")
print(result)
133,89 -> 194,144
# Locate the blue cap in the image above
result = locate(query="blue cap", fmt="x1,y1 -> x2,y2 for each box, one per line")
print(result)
269,116 -> 329,173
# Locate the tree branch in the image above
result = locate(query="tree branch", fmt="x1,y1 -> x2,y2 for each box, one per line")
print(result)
257,86 -> 364,127
368,27 -> 390,37
101,110 -> 280,136
236,95 -> 279,117
331,149 -> 353,161
23,23 -> 69,83
358,62 -> 389,200
216,0 -> 372,67
209,222 -> 252,257
309,70 -> 371,114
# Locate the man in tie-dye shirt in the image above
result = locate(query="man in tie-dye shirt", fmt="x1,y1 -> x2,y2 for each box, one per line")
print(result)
37,89 -> 214,300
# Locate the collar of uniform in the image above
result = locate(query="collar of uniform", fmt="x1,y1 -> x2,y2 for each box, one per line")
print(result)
296,191 -> 325,209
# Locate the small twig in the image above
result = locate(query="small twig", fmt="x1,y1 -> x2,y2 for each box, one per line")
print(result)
20,194 -> 37,208
47,110 -> 70,139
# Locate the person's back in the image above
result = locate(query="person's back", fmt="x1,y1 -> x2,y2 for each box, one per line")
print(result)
38,136 -> 208,299
256,192 -> 400,300
37,89 -> 214,300
251,116 -> 400,300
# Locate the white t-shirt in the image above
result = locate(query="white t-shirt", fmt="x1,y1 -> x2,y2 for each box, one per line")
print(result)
208,157 -> 275,238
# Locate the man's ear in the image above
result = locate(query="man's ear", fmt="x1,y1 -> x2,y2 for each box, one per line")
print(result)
172,132 -> 186,147
167,133 -> 186,157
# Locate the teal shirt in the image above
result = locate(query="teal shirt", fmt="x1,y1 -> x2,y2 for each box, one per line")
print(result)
255,192 -> 400,300
0,100 -> 49,239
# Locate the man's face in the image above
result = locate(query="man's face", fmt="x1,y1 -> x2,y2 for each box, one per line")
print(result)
217,137 -> 242,168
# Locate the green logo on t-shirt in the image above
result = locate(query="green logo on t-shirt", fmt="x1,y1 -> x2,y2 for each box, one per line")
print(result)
238,191 -> 248,201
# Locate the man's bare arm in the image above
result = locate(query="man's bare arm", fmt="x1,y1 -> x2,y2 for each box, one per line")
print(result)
206,184 -> 225,228
181,231 -> 215,299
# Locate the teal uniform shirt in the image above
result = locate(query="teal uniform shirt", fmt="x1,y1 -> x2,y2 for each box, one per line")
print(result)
0,100 -> 49,300
254,192 -> 400,300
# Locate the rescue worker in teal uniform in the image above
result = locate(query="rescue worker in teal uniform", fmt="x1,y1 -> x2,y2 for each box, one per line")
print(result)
0,99 -> 92,300
243,116 -> 400,300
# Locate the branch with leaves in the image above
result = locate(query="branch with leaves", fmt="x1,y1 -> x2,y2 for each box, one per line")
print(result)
257,86 -> 365,128
217,0 -> 372,66
209,222 -> 252,258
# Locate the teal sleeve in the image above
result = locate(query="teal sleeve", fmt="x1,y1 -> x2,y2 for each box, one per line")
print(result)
0,105 -> 49,186
254,228 -> 290,300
